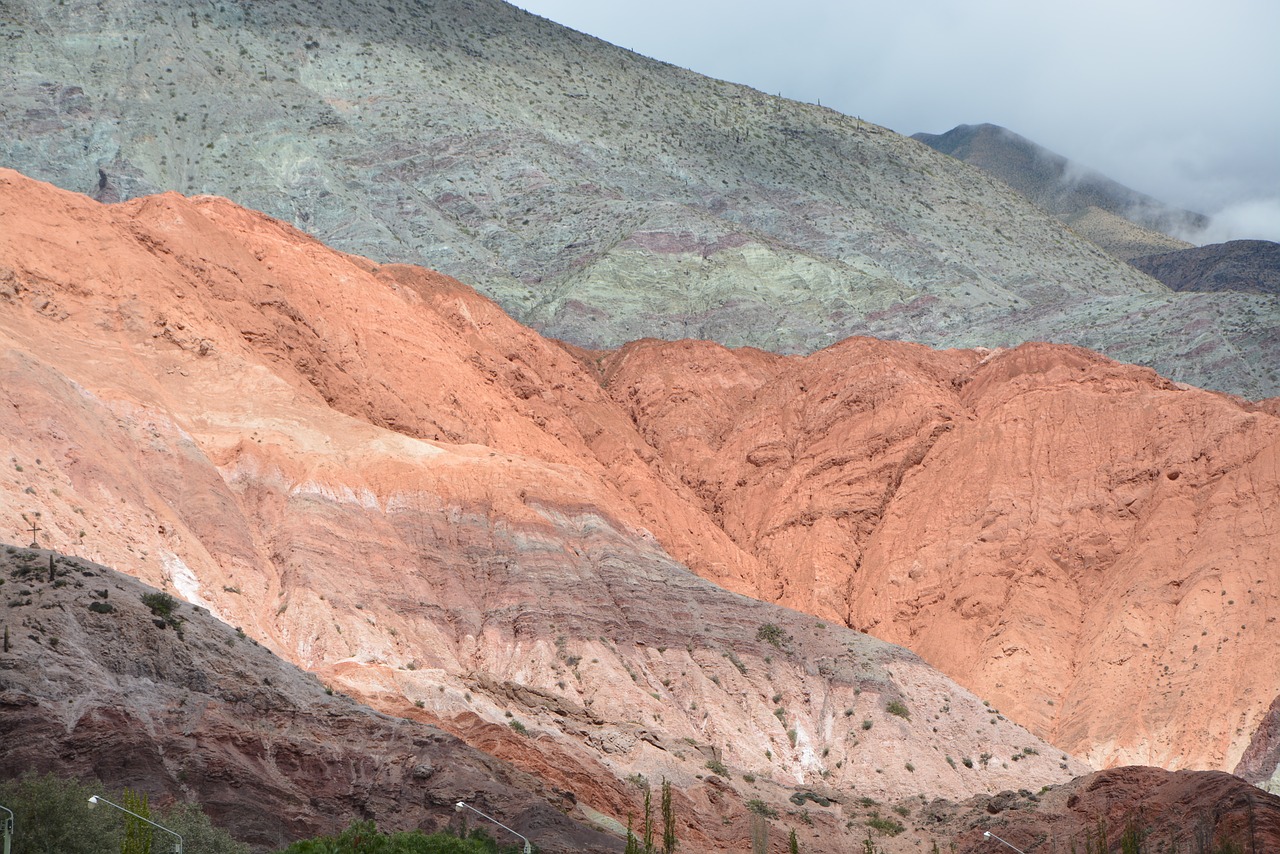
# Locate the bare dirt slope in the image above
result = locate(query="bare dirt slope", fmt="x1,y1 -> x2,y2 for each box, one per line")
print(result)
0,170 -> 1095,852
2,0 -> 1278,398
1,171 -> 1276,817
1131,239 -> 1280,296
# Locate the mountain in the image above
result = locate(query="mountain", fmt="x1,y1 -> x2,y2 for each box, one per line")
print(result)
3,167 -> 1278,789
911,123 -> 1207,260
0,169 -> 1102,852
1,0 -> 1278,398
0,548 -> 623,852
1131,239 -> 1280,296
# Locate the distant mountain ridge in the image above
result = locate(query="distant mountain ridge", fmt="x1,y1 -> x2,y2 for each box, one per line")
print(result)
911,123 -> 1207,259
1,0 -> 1277,397
1131,239 -> 1280,295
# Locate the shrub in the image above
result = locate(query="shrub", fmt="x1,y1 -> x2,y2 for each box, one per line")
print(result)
0,773 -> 247,854
705,758 -> 729,777
746,799 -> 778,819
885,700 -> 910,720
756,623 -> 789,649
866,815 -> 905,836
276,820 -> 515,853
141,591 -> 178,619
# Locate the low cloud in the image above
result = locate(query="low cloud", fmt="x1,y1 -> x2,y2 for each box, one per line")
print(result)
1184,199 -> 1280,245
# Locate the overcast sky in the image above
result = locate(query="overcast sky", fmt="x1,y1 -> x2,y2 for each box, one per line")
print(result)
514,0 -> 1280,242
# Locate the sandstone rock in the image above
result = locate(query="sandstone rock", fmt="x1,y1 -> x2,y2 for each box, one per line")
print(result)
0,170 -> 1088,852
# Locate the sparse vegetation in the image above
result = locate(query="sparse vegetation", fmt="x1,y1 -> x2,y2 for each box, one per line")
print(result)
865,815 -> 905,836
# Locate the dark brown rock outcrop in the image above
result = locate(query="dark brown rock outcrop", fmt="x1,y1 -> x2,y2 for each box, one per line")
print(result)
0,549 -> 623,852
1131,239 -> 1280,295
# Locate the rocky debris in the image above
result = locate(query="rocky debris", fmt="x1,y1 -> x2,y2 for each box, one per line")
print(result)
1235,693 -> 1280,793
0,3 -> 1276,397
1131,239 -> 1280,295
0,548 -> 623,852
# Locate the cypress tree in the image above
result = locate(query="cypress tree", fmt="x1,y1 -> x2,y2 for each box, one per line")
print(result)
661,778 -> 676,854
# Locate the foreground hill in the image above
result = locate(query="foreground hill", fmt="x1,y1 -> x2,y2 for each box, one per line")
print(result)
2,0 -> 1278,397
0,170 -> 1091,852
0,549 -> 621,851
0,172 -> 1276,794
912,123 -> 1205,260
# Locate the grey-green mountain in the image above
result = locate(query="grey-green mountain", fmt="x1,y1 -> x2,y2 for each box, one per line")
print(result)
912,123 -> 1208,260
2,0 -> 1276,397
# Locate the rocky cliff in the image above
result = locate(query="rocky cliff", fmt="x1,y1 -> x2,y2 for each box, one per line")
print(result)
1,0 -> 1277,397
0,170 -> 1102,852
2,166 -> 1277,789
604,336 -> 1280,771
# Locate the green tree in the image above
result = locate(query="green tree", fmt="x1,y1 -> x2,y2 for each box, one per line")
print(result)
159,802 -> 249,854
788,828 -> 799,854
122,789 -> 153,854
661,779 -> 676,854
274,821 -> 522,853
624,815 -> 641,854
0,774 -> 116,854
643,785 -> 655,854
0,774 -> 245,854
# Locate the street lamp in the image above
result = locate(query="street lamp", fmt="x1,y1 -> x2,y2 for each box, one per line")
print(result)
984,830 -> 1027,854
88,795 -> 183,854
1,803 -> 13,854
455,800 -> 532,853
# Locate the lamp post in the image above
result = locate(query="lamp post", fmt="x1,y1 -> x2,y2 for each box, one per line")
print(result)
455,800 -> 532,853
983,830 -> 1027,854
1,803 -> 13,854
88,795 -> 183,854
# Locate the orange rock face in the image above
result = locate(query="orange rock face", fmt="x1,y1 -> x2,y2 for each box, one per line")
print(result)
2,170 -> 1099,853
2,166 -> 1276,803
604,338 -> 1280,771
